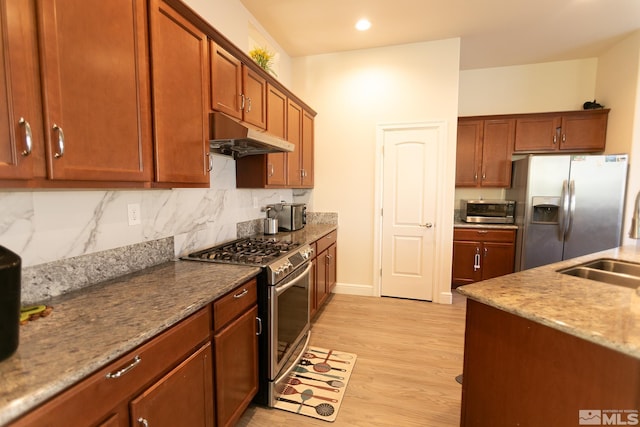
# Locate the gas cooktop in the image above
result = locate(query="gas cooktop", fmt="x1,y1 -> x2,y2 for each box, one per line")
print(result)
185,237 -> 300,266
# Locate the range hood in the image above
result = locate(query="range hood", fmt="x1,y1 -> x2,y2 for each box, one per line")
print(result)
209,112 -> 294,158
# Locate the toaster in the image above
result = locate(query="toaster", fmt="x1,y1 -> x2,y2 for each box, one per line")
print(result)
276,203 -> 306,231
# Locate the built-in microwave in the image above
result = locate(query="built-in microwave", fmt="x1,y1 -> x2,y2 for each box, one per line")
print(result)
460,200 -> 516,224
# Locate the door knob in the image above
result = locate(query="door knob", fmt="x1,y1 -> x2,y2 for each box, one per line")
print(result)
419,222 -> 433,228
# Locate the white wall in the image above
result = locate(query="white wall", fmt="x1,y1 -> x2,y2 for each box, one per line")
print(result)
595,30 -> 640,247
291,39 -> 461,299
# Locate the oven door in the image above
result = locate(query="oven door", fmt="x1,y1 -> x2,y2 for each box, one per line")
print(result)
268,261 -> 311,380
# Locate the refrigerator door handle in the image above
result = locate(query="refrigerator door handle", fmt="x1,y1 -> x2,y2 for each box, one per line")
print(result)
559,180 -> 570,240
565,180 -> 576,239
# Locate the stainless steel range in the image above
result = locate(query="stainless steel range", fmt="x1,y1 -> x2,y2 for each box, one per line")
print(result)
184,236 -> 314,407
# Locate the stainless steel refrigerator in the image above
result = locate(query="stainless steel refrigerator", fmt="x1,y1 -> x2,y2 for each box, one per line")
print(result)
506,154 -> 628,271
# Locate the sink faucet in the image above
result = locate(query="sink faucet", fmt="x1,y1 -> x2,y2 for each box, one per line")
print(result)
630,191 -> 640,239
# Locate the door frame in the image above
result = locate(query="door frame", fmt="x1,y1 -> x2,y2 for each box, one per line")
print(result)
373,121 -> 455,304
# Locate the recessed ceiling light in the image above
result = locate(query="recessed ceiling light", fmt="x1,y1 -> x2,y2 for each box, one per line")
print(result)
355,18 -> 371,31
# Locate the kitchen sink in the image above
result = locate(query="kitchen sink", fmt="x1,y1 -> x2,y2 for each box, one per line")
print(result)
558,258 -> 640,290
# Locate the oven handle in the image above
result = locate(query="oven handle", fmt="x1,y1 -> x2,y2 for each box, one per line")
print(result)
274,331 -> 311,385
275,262 -> 312,296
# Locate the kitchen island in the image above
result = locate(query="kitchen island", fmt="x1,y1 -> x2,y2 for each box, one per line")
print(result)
457,245 -> 640,426
0,223 -> 337,426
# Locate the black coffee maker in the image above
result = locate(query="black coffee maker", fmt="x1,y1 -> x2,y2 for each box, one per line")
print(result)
0,245 -> 20,361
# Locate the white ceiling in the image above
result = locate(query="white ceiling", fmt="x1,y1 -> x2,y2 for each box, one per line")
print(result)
240,0 -> 640,70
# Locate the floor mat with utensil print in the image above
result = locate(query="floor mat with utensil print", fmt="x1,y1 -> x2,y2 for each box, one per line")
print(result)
274,346 -> 357,422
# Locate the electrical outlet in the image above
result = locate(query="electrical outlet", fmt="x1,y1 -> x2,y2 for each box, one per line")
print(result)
127,203 -> 141,226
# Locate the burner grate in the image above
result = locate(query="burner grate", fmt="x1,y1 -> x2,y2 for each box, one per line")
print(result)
190,237 -> 301,266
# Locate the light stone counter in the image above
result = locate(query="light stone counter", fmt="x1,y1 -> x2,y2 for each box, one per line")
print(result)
0,222 -> 337,426
457,245 -> 640,360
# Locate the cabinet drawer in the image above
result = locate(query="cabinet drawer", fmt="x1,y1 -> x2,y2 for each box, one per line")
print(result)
316,230 -> 337,254
11,307 -> 211,427
454,228 -> 515,243
213,278 -> 257,332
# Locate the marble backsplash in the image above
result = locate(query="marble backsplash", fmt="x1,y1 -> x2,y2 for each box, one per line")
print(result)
0,155 -> 309,302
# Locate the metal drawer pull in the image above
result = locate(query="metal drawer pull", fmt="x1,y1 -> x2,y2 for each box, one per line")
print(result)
18,118 -> 32,156
137,417 -> 149,427
473,247 -> 481,271
52,124 -> 65,158
233,288 -> 248,298
106,355 -> 141,378
256,316 -> 262,336
476,230 -> 488,234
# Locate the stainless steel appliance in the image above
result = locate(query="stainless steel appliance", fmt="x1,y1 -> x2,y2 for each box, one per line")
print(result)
460,199 -> 516,224
274,203 -> 306,231
506,154 -> 628,271
184,236 -> 314,407
0,246 -> 21,361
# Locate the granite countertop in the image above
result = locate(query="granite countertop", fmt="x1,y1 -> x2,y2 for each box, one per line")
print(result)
457,245 -> 640,360
0,223 -> 337,426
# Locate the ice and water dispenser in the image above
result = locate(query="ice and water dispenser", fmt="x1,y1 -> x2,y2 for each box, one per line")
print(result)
531,196 -> 560,224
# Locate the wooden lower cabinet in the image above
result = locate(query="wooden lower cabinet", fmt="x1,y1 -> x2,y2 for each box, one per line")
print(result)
10,308 -> 212,427
130,343 -> 213,427
461,300 -> 640,426
312,230 -> 337,318
452,228 -> 515,287
212,281 -> 259,427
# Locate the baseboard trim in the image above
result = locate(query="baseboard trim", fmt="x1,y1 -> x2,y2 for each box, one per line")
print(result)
332,282 -> 375,296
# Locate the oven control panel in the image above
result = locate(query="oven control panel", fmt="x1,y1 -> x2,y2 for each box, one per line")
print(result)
267,244 -> 313,284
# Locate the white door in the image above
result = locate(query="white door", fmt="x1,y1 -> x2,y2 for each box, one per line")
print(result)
380,123 -> 444,300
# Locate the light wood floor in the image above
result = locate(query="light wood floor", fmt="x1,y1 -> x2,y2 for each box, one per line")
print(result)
238,292 -> 467,427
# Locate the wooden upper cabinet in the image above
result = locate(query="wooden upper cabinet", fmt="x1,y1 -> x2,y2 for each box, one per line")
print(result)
513,109 -> 609,153
265,84 -> 287,186
149,0 -> 210,186
0,0 -> 45,181
210,42 -> 266,129
301,109 -> 315,188
286,99 -> 303,186
455,120 -> 483,187
456,118 -> 513,188
37,0 -> 153,182
210,43 -> 243,119
481,119 -> 514,187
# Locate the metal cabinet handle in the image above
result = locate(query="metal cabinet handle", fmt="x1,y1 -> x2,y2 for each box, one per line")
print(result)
52,124 -> 65,158
207,153 -> 213,172
484,247 -> 488,256
106,355 -> 141,379
553,134 -> 557,145
137,417 -> 149,427
476,230 -> 488,234
473,247 -> 481,271
18,118 -> 32,156
561,133 -> 566,144
256,316 -> 262,336
474,172 -> 478,182
240,94 -> 245,110
246,97 -> 252,113
268,163 -> 274,177
233,288 -> 248,298
482,172 -> 486,180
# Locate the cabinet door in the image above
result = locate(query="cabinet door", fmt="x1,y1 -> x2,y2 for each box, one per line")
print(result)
481,119 -> 514,187
265,84 -> 287,186
559,111 -> 608,152
301,109 -> 314,188
327,244 -> 337,292
37,0 -> 153,182
316,250 -> 330,309
214,306 -> 259,427
210,42 -> 242,120
455,120 -> 482,187
514,115 -> 561,152
0,0 -> 44,180
242,66 -> 266,129
130,343 -> 214,427
286,99 -> 303,187
451,240 -> 481,287
149,0 -> 209,185
480,242 -> 515,281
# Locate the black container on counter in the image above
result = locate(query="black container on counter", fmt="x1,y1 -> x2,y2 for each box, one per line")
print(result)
0,245 -> 20,361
